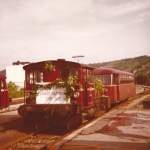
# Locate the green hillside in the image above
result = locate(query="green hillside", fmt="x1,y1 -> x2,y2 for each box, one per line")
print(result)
89,55 -> 150,85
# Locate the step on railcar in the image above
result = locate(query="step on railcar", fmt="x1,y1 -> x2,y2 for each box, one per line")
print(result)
0,73 -> 9,109
18,59 -> 101,129
94,67 -> 136,105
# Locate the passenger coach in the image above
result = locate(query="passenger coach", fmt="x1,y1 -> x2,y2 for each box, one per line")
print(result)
94,67 -> 136,105
0,73 -> 9,109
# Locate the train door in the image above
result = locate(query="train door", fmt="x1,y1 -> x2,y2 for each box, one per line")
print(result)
81,68 -> 96,119
82,68 -> 94,107
0,78 -> 9,108
113,74 -> 120,103
82,68 -> 88,106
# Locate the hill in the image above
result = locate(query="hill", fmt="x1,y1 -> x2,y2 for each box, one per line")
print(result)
89,55 -> 150,85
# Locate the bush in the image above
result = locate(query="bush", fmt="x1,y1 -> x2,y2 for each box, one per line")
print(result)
7,81 -> 24,98
135,72 -> 150,86
94,79 -> 104,96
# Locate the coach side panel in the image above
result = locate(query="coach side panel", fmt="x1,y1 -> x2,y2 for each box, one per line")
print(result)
118,82 -> 136,101
0,79 -> 9,108
104,85 -> 118,104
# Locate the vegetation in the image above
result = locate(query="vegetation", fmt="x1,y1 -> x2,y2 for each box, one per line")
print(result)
89,55 -> 150,85
94,79 -> 104,95
45,61 -> 55,72
30,74 -> 79,102
7,81 -> 24,99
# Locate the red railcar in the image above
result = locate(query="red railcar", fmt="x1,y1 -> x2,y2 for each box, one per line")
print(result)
18,59 -> 100,129
94,67 -> 136,105
0,73 -> 9,109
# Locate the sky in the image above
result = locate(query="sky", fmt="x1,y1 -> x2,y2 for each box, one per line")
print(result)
0,0 -> 150,69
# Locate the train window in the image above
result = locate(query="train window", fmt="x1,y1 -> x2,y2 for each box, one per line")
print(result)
129,75 -> 134,80
29,73 -> 34,84
33,72 -> 37,82
119,74 -> 134,83
113,74 -> 119,84
0,80 -> 4,89
82,69 -> 87,81
96,75 -> 111,85
34,72 -> 44,83
61,67 -> 78,80
26,73 -> 30,84
27,71 -> 44,84
87,70 -> 93,82
40,72 -> 44,82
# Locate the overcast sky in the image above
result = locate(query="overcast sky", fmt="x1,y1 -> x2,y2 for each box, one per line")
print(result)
0,0 -> 150,69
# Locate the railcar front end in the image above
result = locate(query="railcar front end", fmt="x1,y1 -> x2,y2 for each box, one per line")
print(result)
18,59 -> 98,129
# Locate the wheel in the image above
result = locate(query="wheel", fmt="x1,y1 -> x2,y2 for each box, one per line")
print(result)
66,114 -> 82,131
87,107 -> 96,120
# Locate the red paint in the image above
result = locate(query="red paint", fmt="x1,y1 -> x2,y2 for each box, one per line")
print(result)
94,67 -> 136,104
0,73 -> 9,108
23,59 -> 96,111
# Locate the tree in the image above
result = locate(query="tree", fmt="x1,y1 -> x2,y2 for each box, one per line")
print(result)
7,81 -> 24,98
135,71 -> 150,86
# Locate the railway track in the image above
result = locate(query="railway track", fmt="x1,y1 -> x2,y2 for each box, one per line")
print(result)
2,93 -> 148,150
4,126 -> 68,150
6,134 -> 60,150
4,118 -> 93,150
0,98 -> 23,114
3,115 -> 94,150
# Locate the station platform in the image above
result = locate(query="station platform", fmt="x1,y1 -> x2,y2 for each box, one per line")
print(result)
53,95 -> 150,150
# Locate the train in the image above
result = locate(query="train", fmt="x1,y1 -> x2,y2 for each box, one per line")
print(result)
94,67 -> 136,105
0,73 -> 9,109
18,59 -> 136,129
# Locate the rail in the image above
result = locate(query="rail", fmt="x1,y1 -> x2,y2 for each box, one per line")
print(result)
6,134 -> 60,150
2,92 -> 150,150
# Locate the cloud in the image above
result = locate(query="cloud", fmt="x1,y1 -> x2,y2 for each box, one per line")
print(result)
109,1 -> 150,17
0,0 -> 149,69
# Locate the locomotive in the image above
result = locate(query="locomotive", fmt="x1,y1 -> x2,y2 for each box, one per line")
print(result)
18,59 -> 102,129
0,73 -> 9,109
18,59 -> 136,129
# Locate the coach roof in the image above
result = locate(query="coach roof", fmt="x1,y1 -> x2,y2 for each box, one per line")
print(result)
23,59 -> 94,70
94,67 -> 133,76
